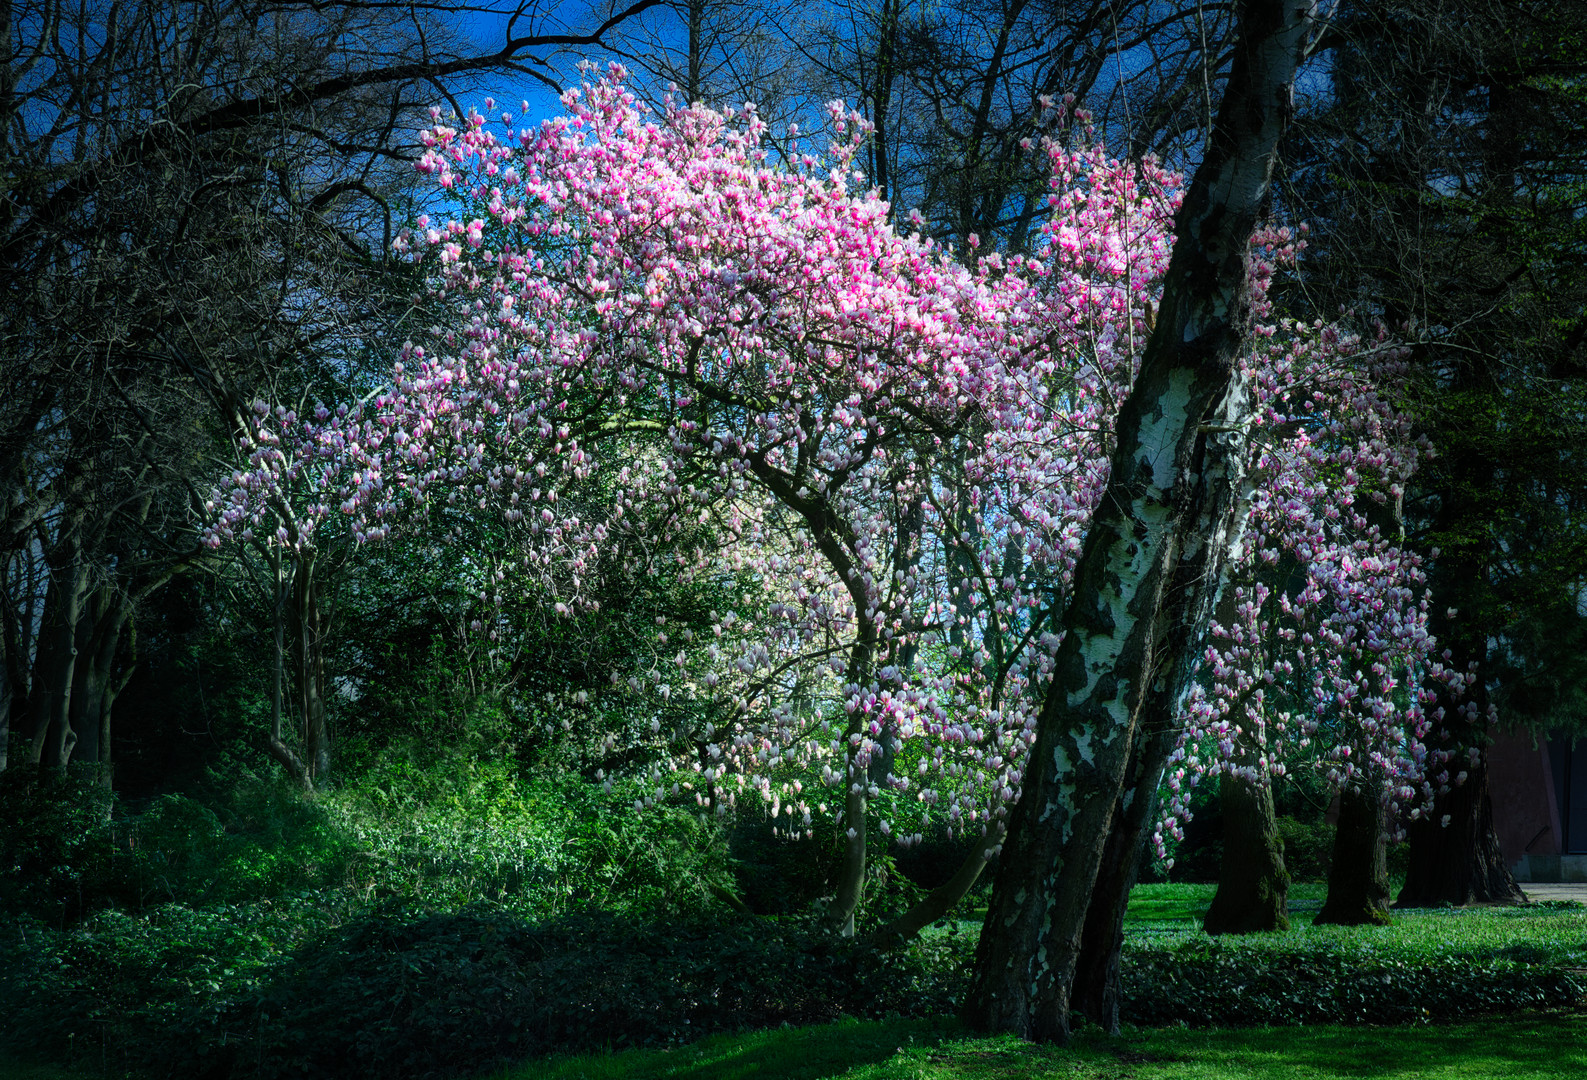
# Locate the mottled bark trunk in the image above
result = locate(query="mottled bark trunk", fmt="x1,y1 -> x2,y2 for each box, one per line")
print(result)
1202,766 -> 1289,935
1071,717 -> 1177,1034
962,0 -> 1317,1041
1317,781 -> 1391,924
1394,756 -> 1524,907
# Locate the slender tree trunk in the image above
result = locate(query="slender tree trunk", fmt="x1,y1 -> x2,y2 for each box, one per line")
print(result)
65,585 -> 127,778
30,545 -> 90,771
873,824 -> 1004,943
962,0 -> 1317,1042
685,0 -> 703,102
1394,756 -> 1524,907
1317,780 -> 1391,925
831,626 -> 876,937
0,620 -> 11,774
264,548 -> 311,790
1202,764 -> 1289,934
294,551 -> 331,783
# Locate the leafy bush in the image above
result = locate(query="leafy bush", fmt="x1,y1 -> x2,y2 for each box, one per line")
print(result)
1123,937 -> 1587,1027
123,770 -> 355,905
1275,816 -> 1335,882
248,908 -> 968,1079
0,766 -> 116,922
0,903 -> 971,1080
8,888 -> 1587,1079
330,764 -> 738,917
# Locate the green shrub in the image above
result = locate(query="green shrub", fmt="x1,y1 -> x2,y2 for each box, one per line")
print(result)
8,891 -> 1587,1079
0,903 -> 971,1080
330,764 -> 738,917
246,908 -> 968,1078
0,766 -> 116,922
1122,937 -> 1587,1027
1275,816 -> 1335,882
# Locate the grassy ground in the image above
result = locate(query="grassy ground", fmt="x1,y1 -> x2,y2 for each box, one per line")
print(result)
954,882 -> 1587,966
1118,882 -> 1587,965
518,1011 -> 1587,1080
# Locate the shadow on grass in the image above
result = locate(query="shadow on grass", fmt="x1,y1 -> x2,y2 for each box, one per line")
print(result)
528,1010 -> 1587,1080
1093,1011 -> 1587,1079
537,1017 -> 957,1080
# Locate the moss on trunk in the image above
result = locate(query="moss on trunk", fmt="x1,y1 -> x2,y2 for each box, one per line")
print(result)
1316,781 -> 1392,926
1202,767 -> 1290,935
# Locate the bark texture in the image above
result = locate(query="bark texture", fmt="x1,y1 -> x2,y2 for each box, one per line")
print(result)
1394,757 -> 1525,907
1202,767 -> 1290,935
1316,781 -> 1392,925
961,0 -> 1319,1042
1070,715 -> 1178,1033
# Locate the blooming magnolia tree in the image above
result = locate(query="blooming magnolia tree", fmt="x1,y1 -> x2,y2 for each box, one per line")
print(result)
207,66 -> 1446,939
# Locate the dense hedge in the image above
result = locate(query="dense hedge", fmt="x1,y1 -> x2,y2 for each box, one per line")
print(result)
0,904 -> 972,1080
1123,939 -> 1587,1028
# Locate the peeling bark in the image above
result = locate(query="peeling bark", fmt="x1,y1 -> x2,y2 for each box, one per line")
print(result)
1070,716 -> 1177,1033
962,0 -> 1319,1042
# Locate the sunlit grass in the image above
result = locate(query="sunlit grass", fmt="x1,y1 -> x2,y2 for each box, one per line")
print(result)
516,1011 -> 1587,1080
1117,882 -> 1587,967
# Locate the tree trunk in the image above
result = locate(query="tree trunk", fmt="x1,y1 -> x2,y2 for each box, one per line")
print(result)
1316,780 -> 1391,925
1202,767 -> 1289,935
264,547 -> 311,790
29,546 -> 90,771
1070,716 -> 1178,1034
873,824 -> 1004,943
293,551 -> 331,784
1394,756 -> 1524,907
962,0 -> 1317,1041
0,620 -> 11,774
65,585 -> 128,779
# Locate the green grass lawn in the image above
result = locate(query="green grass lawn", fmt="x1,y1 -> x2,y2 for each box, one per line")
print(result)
517,1011 -> 1587,1080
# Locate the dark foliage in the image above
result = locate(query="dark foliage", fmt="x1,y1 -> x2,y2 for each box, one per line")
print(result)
1123,939 -> 1587,1028
1,905 -> 972,1080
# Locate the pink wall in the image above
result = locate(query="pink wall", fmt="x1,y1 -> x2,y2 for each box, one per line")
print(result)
1485,730 -> 1562,862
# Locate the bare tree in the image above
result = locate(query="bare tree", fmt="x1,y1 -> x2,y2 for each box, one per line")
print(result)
0,0 -> 660,785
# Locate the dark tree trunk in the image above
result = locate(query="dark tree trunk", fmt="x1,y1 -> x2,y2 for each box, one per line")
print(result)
29,544 -> 90,771
872,824 -> 1003,943
293,552 -> 331,784
263,547 -> 312,790
961,0 -> 1319,1042
1203,766 -> 1289,934
65,585 -> 128,781
1317,781 -> 1391,924
0,622 -> 11,774
1394,756 -> 1524,907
